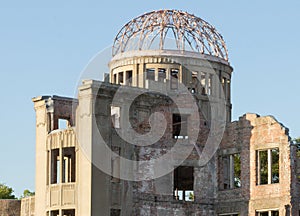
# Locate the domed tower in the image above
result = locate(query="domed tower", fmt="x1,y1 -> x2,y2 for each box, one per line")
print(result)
109,9 -> 233,122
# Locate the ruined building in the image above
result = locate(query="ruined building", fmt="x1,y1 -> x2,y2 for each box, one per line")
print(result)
18,9 -> 300,216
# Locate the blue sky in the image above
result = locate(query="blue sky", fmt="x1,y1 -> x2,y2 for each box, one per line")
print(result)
0,1 -> 299,197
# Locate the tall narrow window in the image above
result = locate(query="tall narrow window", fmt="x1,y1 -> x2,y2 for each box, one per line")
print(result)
222,77 -> 227,99
208,74 -> 213,95
51,149 -> 60,184
62,147 -> 76,183
113,74 -> 117,84
221,153 -> 241,189
191,71 -> 199,93
126,70 -> 132,86
226,79 -> 231,100
158,68 -> 166,82
257,148 -> 279,185
174,166 -> 194,201
200,72 -> 207,95
172,114 -> 188,139
111,106 -> 121,129
119,72 -> 124,85
171,69 -> 179,89
146,68 -> 155,80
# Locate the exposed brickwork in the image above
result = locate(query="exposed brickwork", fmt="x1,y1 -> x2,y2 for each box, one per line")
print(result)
0,199 -> 21,216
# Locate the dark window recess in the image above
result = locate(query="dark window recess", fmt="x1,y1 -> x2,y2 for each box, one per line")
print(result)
171,69 -> 179,89
173,114 -> 188,139
50,210 -> 59,216
174,166 -> 194,201
158,68 -> 166,82
119,72 -> 124,84
51,149 -> 60,184
62,209 -> 75,216
126,70 -> 132,86
146,68 -> 155,80
62,147 -> 76,183
221,154 -> 241,190
110,209 -> 121,216
113,74 -> 117,84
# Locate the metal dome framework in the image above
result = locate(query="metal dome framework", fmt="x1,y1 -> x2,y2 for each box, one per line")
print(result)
112,10 -> 229,61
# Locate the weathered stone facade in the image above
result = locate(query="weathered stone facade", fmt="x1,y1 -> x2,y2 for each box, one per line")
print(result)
6,9 -> 297,216
0,199 -> 21,216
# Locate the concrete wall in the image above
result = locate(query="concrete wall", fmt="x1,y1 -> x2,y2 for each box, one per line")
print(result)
21,196 -> 35,216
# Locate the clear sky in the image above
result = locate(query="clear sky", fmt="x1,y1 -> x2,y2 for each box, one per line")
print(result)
0,0 -> 299,197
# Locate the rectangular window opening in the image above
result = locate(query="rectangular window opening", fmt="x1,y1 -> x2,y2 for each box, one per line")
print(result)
256,210 -> 279,216
208,74 -> 213,95
58,119 -> 69,130
119,72 -> 124,84
171,69 -> 179,89
110,209 -> 121,216
221,153 -> 241,189
50,210 -> 59,216
111,106 -> 121,129
113,74 -> 117,84
146,68 -> 155,80
257,148 -> 279,185
191,71 -> 199,94
174,166 -> 194,201
62,209 -> 75,216
126,70 -> 132,86
172,114 -> 188,139
62,147 -> 76,183
51,149 -> 60,184
158,68 -> 166,82
200,72 -> 207,95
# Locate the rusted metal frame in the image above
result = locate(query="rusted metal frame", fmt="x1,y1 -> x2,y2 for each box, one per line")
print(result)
180,16 -> 204,52
112,9 -> 229,60
140,25 -> 163,48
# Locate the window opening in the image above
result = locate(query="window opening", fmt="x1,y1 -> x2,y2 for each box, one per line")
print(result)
174,166 -> 194,201
62,147 -> 76,183
110,209 -> 121,216
256,210 -> 279,216
221,154 -> 241,189
51,149 -> 60,184
172,114 -> 188,139
113,74 -> 117,84
200,72 -> 207,95
62,209 -> 75,216
126,70 -> 132,86
158,68 -> 166,82
146,68 -> 155,80
58,119 -> 69,129
50,210 -> 59,216
257,148 -> 279,185
111,106 -> 121,129
119,72 -> 124,84
171,69 -> 179,89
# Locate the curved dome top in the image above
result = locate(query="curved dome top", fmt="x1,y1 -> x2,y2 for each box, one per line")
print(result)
112,9 -> 229,61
